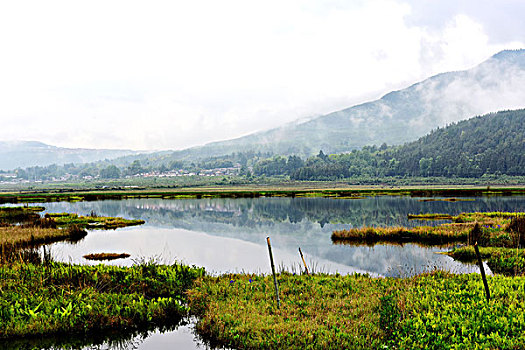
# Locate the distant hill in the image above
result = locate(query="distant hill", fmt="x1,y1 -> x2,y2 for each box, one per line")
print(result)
0,141 -> 140,171
3,109 -> 523,181
157,49 -> 525,162
290,109 -> 525,179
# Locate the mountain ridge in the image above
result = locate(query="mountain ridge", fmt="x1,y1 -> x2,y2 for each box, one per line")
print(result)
158,49 -> 525,161
0,141 -> 140,171
2,49 -> 524,170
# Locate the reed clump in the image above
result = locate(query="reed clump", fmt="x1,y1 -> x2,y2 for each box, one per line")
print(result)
331,224 -> 471,243
0,226 -> 71,247
83,253 -> 131,261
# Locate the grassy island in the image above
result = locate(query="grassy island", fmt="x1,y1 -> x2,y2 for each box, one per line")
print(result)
45,213 -> 145,229
332,212 -> 524,245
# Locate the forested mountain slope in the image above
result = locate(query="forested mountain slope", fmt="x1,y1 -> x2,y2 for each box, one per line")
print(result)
287,109 -> 525,179
391,109 -> 525,176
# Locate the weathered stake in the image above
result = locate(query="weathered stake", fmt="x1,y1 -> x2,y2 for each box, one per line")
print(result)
266,236 -> 280,309
474,242 -> 490,302
298,247 -> 309,275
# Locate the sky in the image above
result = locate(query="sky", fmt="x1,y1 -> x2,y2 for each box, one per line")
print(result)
0,0 -> 523,151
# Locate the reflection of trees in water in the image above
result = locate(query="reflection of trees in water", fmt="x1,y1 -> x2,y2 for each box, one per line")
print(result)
0,321 -> 179,350
0,317 -> 224,350
40,197 -> 516,278
42,196 -> 525,230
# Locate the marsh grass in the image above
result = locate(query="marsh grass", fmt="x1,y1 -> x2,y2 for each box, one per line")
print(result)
332,212 -> 524,245
0,261 -> 204,339
0,187 -> 524,205
0,206 -> 44,225
407,213 -> 454,220
331,224 -> 472,243
45,213 -> 145,229
0,226 -> 72,247
187,271 -> 525,349
83,253 -> 131,261
188,273 -> 390,349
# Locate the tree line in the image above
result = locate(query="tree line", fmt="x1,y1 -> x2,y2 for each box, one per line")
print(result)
1,109 -> 523,182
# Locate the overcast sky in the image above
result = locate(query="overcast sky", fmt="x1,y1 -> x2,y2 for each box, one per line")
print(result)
0,0 -> 523,150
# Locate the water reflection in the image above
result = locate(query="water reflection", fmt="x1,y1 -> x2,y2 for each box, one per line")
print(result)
0,317 -> 228,350
40,196 -> 525,277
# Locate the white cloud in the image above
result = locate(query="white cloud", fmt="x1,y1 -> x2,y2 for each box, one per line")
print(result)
0,0 -> 522,150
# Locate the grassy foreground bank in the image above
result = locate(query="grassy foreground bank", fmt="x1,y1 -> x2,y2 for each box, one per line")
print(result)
187,272 -> 525,349
0,261 -> 204,339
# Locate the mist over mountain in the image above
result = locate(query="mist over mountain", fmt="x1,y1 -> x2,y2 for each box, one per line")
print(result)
1,49 -> 524,172
287,109 -> 525,180
0,141 -> 139,171
163,49 -> 525,161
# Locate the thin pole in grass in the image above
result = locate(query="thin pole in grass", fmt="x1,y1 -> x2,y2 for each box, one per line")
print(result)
298,247 -> 309,275
266,236 -> 280,309
474,242 -> 490,302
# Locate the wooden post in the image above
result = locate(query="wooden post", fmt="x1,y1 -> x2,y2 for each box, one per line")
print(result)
474,242 -> 490,302
266,236 -> 280,309
298,247 -> 309,275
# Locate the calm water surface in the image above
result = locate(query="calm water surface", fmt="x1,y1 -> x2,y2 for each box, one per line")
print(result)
41,196 -> 525,276
20,195 -> 525,349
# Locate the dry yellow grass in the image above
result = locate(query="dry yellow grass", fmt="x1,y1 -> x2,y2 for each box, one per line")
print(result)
0,226 -> 69,246
331,223 -> 473,243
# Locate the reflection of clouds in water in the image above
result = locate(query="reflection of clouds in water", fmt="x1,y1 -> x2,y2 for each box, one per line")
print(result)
49,226 -> 377,276
42,196 -> 524,276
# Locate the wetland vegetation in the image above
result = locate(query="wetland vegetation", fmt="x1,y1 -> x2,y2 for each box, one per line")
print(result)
1,195 -> 525,348
83,252 -> 131,261
332,211 -> 524,244
187,272 -> 525,349
334,211 -> 525,277
0,186 -> 524,206
0,203 -> 204,345
0,261 -> 204,339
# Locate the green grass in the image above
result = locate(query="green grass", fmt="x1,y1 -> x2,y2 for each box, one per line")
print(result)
396,271 -> 525,349
188,273 -> 391,349
446,246 -> 499,261
0,261 -> 204,339
187,271 -> 525,349
44,213 -> 145,229
487,248 -> 525,276
0,186 -> 524,204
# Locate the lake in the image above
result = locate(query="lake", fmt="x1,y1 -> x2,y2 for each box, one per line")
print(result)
23,195 -> 525,349
40,195 -> 525,277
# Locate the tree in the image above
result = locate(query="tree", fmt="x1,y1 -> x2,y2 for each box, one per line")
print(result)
100,165 -> 121,179
128,160 -> 143,175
